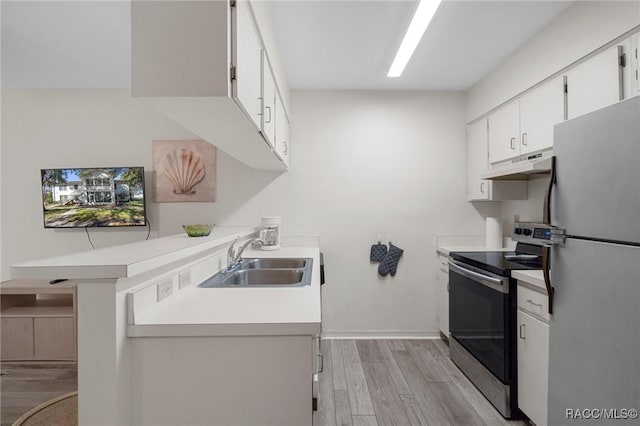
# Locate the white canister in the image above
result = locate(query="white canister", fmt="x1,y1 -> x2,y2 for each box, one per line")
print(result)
260,216 -> 281,251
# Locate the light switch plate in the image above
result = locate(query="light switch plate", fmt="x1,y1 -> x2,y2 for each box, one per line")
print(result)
157,278 -> 173,302
179,270 -> 191,289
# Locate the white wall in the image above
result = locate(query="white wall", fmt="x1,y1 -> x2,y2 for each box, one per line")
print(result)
467,0 -> 640,121
1,89 -> 484,336
221,91 -> 484,336
0,90 -> 276,279
499,177 -> 548,235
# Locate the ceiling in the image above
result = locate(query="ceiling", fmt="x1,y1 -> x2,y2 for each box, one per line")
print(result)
1,0 -> 573,91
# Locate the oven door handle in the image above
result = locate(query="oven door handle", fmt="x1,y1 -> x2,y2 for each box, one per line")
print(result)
448,261 -> 509,293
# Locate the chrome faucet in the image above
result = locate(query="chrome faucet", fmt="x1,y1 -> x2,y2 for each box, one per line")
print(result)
226,237 -> 264,271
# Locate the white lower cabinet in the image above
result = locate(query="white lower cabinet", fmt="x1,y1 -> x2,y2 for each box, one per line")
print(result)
436,255 -> 449,337
517,284 -> 550,426
130,335 -> 313,425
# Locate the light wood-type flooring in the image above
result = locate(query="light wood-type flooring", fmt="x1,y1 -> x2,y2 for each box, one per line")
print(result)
0,363 -> 77,426
314,339 -> 527,426
0,340 -> 526,426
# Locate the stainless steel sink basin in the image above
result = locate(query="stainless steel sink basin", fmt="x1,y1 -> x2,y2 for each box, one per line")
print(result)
242,258 -> 307,269
198,257 -> 313,288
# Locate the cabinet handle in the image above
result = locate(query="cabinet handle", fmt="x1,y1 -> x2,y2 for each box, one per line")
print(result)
519,324 -> 526,340
318,354 -> 324,373
522,133 -> 528,146
283,141 -> 288,155
510,137 -> 516,150
526,298 -> 543,308
265,106 -> 272,124
480,182 -> 485,193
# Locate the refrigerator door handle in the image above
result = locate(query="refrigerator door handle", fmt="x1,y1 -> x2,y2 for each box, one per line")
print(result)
542,246 -> 555,315
544,156 -> 556,225
543,156 -> 556,314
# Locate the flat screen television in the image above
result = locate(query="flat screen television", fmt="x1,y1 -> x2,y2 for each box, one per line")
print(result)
41,167 -> 146,228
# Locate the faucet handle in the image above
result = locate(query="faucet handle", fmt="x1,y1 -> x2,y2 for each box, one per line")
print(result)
227,237 -> 239,261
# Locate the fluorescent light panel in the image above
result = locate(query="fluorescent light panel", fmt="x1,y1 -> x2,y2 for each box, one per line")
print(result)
387,0 -> 442,78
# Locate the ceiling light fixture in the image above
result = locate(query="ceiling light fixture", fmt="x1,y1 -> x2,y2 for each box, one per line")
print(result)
387,0 -> 442,78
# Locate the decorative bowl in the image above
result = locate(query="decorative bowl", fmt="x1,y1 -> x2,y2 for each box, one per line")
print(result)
182,224 -> 215,237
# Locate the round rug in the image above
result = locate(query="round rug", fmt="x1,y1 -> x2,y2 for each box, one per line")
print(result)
11,391 -> 78,426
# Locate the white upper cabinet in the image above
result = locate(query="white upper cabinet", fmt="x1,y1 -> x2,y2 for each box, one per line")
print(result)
275,92 -> 290,168
467,119 -> 491,201
489,77 -> 564,165
566,45 -> 624,119
132,0 -> 290,172
488,101 -> 520,164
468,118 -> 527,201
519,76 -> 566,155
627,33 -> 640,96
261,55 -> 277,148
234,0 -> 263,129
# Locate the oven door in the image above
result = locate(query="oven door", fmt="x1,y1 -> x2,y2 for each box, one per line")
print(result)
449,260 -> 511,383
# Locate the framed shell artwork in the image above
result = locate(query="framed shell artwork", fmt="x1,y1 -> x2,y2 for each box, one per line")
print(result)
152,140 -> 216,202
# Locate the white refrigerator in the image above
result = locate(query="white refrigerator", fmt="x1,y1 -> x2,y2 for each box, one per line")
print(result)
546,96 -> 640,425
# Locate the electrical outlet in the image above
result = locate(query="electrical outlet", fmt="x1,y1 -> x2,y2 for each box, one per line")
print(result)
514,214 -> 520,223
157,278 -> 173,302
179,270 -> 191,289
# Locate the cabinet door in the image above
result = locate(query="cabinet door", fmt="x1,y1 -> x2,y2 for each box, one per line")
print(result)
261,54 -> 277,147
275,94 -> 290,168
566,45 -> 623,119
631,34 -> 639,96
34,317 -> 75,360
437,256 -> 449,337
488,101 -> 520,164
1,317 -> 34,360
520,76 -> 565,155
234,0 -> 262,129
467,119 -> 491,201
517,310 -> 549,426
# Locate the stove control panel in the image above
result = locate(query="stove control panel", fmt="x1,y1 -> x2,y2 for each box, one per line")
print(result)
512,222 -> 566,247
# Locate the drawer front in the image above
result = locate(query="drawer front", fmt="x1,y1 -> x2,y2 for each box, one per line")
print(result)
518,284 -> 550,322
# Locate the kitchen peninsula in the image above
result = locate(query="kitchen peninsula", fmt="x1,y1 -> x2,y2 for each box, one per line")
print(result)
10,226 -> 322,426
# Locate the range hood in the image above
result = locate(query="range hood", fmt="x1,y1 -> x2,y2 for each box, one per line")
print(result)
481,155 -> 553,180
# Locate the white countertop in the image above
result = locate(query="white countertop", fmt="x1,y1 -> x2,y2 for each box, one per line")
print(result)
512,269 -> 546,292
10,226 -> 256,280
128,246 -> 322,337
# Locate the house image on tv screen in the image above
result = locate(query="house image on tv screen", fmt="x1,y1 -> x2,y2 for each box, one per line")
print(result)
42,167 -> 146,228
52,173 -> 139,206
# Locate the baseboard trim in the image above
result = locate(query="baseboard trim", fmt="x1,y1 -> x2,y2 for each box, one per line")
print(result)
321,331 -> 441,340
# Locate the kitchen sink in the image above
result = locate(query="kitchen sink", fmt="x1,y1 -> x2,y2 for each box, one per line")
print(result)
198,257 -> 313,288
242,258 -> 307,269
